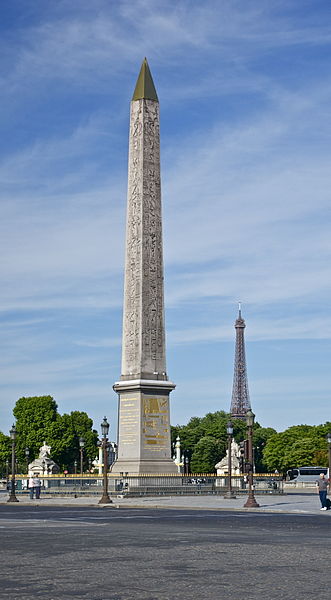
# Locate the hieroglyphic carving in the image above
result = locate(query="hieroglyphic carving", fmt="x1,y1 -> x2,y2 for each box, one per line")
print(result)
121,97 -> 167,379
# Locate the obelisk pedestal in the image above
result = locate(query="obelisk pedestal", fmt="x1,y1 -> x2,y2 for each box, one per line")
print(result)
111,59 -> 177,474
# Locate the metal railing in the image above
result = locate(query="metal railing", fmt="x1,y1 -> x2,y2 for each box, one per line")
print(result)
9,473 -> 284,496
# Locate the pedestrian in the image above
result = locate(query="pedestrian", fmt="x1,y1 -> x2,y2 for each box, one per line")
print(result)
316,473 -> 329,510
33,476 -> 41,499
28,476 -> 35,499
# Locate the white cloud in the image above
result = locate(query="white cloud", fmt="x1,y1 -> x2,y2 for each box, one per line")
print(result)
171,372 -> 330,431
0,0 -> 330,434
168,315 -> 331,346
74,337 -> 121,348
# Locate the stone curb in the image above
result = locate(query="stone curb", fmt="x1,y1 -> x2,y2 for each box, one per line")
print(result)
1,498 -> 329,515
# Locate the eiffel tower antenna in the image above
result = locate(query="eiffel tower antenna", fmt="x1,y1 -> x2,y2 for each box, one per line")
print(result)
230,304 -> 252,419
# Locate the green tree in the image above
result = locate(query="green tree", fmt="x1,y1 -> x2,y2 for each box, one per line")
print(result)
172,410 -> 254,472
253,427 -> 277,472
12,396 -> 98,471
13,396 -> 59,463
312,450 -> 328,466
172,411 -> 244,451
58,411 -> 98,469
0,432 -> 11,476
190,436 -> 225,473
263,422 -> 331,473
285,438 -> 320,468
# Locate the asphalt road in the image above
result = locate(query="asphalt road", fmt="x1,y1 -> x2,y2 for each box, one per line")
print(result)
0,506 -> 330,600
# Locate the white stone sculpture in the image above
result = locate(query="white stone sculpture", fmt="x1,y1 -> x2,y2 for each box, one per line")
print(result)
28,441 -> 59,477
39,441 -> 51,459
215,440 -> 241,475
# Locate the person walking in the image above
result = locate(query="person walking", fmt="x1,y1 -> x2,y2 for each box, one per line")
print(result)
28,476 -> 35,499
33,476 -> 41,499
316,473 -> 329,510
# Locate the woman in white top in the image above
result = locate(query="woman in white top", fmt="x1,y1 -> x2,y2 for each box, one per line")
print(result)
28,476 -> 35,499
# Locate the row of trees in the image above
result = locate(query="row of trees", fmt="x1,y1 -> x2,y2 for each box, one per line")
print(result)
1,397 -> 330,475
171,411 -> 331,474
0,396 -> 99,473
262,423 -> 331,472
171,411 -> 276,473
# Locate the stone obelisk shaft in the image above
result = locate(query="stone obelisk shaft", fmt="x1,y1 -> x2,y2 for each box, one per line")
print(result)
112,59 -> 176,474
121,78 -> 166,381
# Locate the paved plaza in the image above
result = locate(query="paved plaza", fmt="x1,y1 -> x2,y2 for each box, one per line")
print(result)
0,491 -> 330,600
0,500 -> 330,600
0,489 -> 329,514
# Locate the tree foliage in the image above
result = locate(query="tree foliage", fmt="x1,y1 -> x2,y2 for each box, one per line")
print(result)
0,431 -> 11,468
172,411 -> 248,473
263,423 -> 331,472
3,397 -> 330,476
11,396 -> 98,471
190,436 -> 224,473
171,410 -> 329,474
253,427 -> 277,472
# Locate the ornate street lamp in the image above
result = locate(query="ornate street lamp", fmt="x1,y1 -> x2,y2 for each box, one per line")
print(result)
98,417 -> 112,504
79,437 -> 85,488
7,425 -> 19,503
224,421 -> 236,499
243,410 -> 259,508
326,432 -> 331,479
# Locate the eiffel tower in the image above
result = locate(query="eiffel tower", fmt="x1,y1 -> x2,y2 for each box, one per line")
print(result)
230,303 -> 252,420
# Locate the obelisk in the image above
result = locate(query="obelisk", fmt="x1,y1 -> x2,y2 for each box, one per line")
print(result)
112,59 -> 177,474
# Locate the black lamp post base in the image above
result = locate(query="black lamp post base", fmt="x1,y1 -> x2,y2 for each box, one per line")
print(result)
223,491 -> 237,499
98,494 -> 113,504
244,495 -> 260,508
7,494 -> 19,503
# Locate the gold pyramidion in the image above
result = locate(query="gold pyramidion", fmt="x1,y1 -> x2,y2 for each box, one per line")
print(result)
132,58 -> 158,101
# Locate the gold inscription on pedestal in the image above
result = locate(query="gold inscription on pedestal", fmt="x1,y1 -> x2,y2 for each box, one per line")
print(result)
119,398 -> 139,445
142,397 -> 169,452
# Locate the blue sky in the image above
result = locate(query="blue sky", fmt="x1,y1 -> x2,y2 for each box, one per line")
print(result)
1,0 -> 330,438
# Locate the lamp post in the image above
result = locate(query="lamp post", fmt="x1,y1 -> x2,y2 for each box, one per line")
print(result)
98,416 -> 112,504
224,421 -> 236,499
326,432 -> 331,480
243,410 -> 259,508
7,424 -> 19,503
79,437 -> 85,488
25,447 -> 30,474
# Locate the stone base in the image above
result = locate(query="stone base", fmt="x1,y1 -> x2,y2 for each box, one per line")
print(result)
28,458 -> 59,477
110,458 -> 178,475
112,378 -> 177,476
